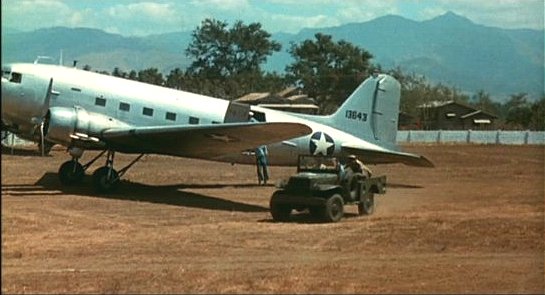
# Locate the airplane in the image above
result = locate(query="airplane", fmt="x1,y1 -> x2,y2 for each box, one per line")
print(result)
1,62 -> 433,193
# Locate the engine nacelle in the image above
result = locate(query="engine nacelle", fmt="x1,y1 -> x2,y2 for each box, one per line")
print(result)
44,106 -> 130,145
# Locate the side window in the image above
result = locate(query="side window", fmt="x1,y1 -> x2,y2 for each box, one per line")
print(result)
165,112 -> 176,121
10,72 -> 22,83
119,102 -> 130,111
95,96 -> 106,107
143,107 -> 154,117
189,116 -> 199,124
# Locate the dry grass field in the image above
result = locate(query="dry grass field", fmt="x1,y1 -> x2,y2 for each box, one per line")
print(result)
1,144 -> 543,293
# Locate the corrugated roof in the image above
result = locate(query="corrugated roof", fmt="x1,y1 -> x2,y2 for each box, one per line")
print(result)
235,92 -> 270,102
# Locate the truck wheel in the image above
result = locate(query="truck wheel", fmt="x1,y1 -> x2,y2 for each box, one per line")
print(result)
358,192 -> 375,215
323,194 -> 344,222
270,192 -> 291,222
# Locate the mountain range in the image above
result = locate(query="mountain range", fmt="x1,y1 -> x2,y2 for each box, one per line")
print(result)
2,12 -> 543,101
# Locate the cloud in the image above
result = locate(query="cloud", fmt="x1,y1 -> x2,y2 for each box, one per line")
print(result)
190,0 -> 250,11
268,14 -> 341,33
1,0 -> 542,37
2,0 -> 73,30
336,1 -> 400,23
418,0 -> 544,30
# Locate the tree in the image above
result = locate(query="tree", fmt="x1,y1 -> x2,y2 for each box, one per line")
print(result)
504,93 -> 532,129
165,68 -> 185,90
286,33 -> 373,114
471,90 -> 500,115
186,19 -> 281,83
529,96 -> 545,130
137,68 -> 164,86
112,67 -> 128,78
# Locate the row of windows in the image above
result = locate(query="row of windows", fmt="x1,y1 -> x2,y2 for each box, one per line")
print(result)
94,96 -> 205,124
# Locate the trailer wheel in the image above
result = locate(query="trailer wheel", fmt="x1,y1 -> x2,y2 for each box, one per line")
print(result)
270,192 -> 292,222
323,194 -> 344,222
358,192 -> 375,215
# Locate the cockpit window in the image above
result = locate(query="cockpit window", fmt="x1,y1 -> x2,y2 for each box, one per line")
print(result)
10,72 -> 22,83
1,68 -> 11,80
2,68 -> 22,83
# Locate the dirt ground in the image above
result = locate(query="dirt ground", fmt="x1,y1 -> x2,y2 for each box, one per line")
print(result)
1,144 -> 543,293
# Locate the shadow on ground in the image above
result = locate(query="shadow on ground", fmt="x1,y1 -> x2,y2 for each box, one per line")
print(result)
2,172 -> 268,213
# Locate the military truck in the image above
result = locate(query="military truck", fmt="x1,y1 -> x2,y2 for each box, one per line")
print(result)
269,154 -> 386,222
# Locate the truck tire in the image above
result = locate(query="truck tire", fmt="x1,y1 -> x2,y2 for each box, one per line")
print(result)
358,192 -> 375,215
323,194 -> 344,222
270,192 -> 291,222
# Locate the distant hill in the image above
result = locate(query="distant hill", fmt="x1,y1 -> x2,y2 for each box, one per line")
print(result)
1,27 -> 192,73
267,12 -> 544,101
2,12 -> 543,101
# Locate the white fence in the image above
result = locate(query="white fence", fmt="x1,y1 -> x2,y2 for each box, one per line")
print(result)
397,130 -> 545,145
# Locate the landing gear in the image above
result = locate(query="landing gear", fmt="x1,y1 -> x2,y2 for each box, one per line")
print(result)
38,140 -> 55,156
92,150 -> 120,193
92,166 -> 120,193
58,147 -> 86,185
57,147 -> 144,193
58,160 -> 84,185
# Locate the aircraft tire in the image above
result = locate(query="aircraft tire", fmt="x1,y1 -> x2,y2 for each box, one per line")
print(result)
323,194 -> 344,222
358,192 -> 375,215
270,192 -> 292,222
58,160 -> 84,185
92,166 -> 120,193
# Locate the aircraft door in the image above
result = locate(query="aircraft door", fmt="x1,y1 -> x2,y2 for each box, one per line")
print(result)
224,101 -> 250,123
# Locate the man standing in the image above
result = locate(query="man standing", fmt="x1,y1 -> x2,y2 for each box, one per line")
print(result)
255,145 -> 269,185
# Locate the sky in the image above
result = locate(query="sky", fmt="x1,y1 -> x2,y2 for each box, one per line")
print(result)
1,0 -> 544,36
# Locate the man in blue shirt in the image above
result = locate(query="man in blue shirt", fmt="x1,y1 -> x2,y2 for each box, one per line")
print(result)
255,145 -> 269,185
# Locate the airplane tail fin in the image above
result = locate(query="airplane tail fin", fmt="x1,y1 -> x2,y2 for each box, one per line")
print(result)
328,74 -> 401,150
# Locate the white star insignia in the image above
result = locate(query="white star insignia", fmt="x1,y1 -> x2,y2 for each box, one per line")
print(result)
312,133 -> 334,155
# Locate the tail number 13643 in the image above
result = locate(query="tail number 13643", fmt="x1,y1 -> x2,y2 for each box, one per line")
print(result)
345,110 -> 368,122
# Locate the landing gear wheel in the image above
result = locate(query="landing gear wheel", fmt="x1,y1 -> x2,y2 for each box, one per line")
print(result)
270,192 -> 292,222
323,194 -> 344,222
92,166 -> 120,193
358,192 -> 375,215
58,160 -> 84,185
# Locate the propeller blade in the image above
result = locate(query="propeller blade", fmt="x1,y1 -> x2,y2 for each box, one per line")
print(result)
41,78 -> 53,117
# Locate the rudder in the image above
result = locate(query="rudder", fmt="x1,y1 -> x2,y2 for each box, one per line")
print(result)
329,74 -> 401,149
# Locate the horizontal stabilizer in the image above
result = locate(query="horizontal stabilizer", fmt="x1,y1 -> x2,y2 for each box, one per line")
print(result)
342,144 -> 434,167
102,122 -> 312,159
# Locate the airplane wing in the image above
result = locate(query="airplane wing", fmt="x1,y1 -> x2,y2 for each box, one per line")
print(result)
101,122 -> 312,159
342,143 -> 434,167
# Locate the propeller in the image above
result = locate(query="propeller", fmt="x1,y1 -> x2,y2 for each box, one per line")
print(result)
31,78 -> 53,156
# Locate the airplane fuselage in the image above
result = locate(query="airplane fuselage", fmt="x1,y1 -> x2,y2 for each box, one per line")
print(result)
2,63 -> 386,166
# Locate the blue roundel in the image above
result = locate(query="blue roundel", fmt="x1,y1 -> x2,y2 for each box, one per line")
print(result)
309,132 -> 335,156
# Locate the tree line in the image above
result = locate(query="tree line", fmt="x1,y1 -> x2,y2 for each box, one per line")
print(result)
84,18 -> 544,130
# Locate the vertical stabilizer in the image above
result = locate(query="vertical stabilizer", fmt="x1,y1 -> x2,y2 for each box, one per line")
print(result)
328,74 -> 401,149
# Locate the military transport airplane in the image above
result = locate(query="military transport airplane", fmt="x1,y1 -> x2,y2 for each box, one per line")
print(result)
1,62 -> 433,192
